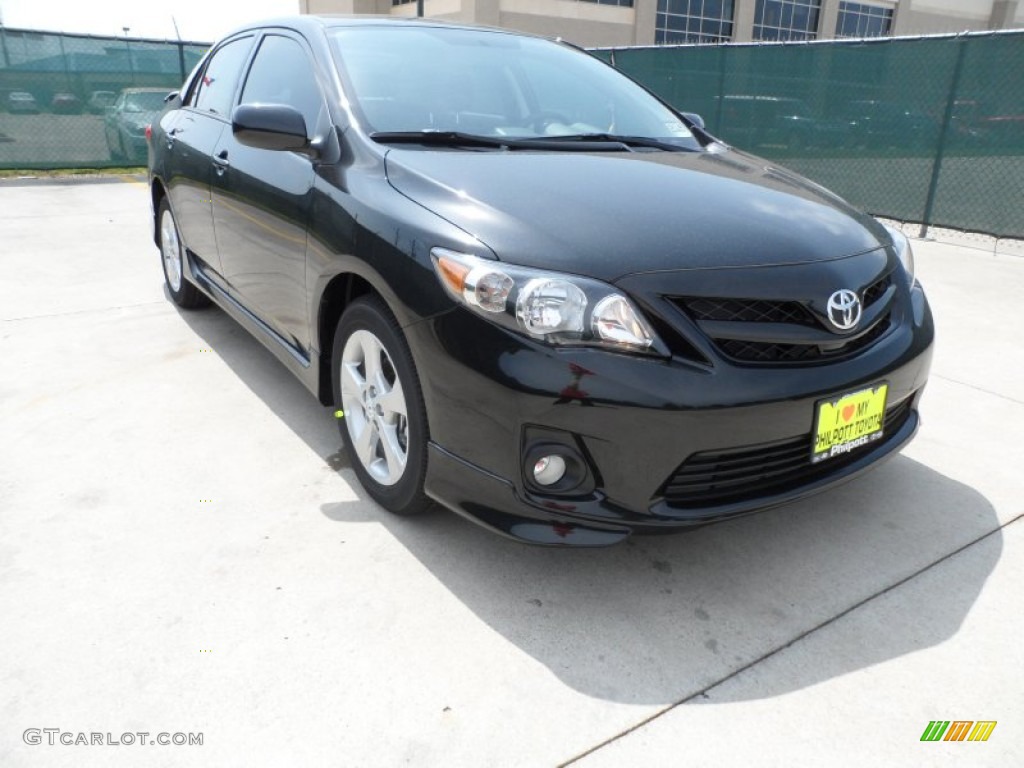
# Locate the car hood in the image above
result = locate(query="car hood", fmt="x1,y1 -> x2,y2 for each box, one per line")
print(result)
384,146 -> 888,282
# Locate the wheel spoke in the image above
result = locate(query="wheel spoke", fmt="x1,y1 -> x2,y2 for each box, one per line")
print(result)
353,421 -> 377,468
377,422 -> 407,482
340,361 -> 364,398
378,378 -> 407,420
362,335 -> 385,392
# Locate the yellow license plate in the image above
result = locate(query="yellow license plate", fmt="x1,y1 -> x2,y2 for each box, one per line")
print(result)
812,383 -> 888,464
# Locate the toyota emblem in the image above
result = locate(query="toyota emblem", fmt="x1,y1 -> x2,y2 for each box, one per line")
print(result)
827,289 -> 861,331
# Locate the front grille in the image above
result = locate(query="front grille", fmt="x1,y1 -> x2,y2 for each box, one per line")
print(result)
863,274 -> 891,306
670,271 -> 895,365
660,397 -> 912,508
684,297 -> 818,327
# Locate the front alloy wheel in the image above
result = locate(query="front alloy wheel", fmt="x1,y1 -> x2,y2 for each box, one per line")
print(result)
332,297 -> 429,516
341,329 -> 409,486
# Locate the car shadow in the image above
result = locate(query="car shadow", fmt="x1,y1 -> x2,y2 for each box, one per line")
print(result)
176,298 -> 1001,707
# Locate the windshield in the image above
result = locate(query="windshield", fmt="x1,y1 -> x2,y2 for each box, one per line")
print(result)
329,26 -> 697,145
124,92 -> 166,112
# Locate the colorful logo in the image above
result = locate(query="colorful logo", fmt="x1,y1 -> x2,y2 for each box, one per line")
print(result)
920,721 -> 997,742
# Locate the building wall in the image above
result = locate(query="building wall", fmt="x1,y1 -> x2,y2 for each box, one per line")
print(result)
299,0 -> 389,14
298,0 -> 1023,46
498,13 -> 634,45
499,0 -> 635,45
894,0 -> 994,34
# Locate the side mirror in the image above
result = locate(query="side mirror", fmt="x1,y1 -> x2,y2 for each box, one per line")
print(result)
681,112 -> 705,131
232,103 -> 309,152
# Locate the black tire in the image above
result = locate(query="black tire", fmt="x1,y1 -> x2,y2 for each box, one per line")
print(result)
331,296 -> 430,516
156,197 -> 209,309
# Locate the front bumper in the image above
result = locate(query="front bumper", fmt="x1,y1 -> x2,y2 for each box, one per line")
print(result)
124,134 -> 148,158
408,282 -> 933,547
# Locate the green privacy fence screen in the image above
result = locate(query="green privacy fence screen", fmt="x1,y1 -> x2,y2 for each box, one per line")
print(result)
2,28 -> 1022,239
0,28 -> 208,170
594,30 -> 1024,240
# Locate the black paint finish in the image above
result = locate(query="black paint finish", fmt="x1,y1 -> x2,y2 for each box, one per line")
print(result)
149,16 -> 934,546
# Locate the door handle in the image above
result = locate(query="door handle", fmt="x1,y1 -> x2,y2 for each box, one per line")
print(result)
212,149 -> 229,175
166,126 -> 183,150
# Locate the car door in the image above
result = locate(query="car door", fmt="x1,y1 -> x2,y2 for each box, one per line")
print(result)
164,35 -> 255,277
209,32 -> 323,354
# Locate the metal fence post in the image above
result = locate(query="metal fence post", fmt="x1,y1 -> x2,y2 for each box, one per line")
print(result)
177,41 -> 187,82
125,36 -> 136,85
56,33 -> 72,92
0,27 -> 10,67
713,46 -> 727,134
919,34 -> 969,238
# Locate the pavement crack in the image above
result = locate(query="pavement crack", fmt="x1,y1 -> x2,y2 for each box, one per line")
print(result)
560,509 -> 1024,767
2,301 -> 164,323
931,373 -> 1024,405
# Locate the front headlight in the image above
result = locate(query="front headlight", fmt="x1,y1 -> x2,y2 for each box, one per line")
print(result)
883,224 -> 915,286
431,248 -> 665,355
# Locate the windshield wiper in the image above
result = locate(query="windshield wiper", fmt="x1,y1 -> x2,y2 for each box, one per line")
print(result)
370,130 -> 697,152
370,131 -> 519,149
520,133 -> 697,152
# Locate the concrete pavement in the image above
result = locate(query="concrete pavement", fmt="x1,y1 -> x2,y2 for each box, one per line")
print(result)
0,180 -> 1021,766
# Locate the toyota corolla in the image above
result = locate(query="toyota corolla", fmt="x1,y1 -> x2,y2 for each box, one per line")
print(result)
148,17 -> 933,546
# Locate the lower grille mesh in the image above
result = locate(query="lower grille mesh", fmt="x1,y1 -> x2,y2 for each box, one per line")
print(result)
718,315 -> 892,363
661,398 -> 913,508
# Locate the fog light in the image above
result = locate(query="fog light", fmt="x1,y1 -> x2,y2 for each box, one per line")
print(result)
532,455 -> 567,486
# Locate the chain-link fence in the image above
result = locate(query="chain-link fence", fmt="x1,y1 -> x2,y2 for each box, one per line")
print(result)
596,30 -> 1024,240
0,28 -> 208,170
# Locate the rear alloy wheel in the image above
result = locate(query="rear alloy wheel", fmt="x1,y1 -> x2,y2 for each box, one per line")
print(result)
332,297 -> 429,516
157,198 -> 209,309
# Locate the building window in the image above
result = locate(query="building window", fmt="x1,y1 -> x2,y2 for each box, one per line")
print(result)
753,0 -> 821,41
835,2 -> 894,38
394,0 -> 635,6
656,0 -> 735,45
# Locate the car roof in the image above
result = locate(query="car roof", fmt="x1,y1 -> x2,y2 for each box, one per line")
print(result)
220,14 -> 546,42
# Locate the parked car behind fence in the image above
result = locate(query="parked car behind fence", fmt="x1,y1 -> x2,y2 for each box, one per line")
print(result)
105,88 -> 171,164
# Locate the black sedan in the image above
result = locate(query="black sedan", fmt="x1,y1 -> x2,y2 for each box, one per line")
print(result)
148,17 -> 933,547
